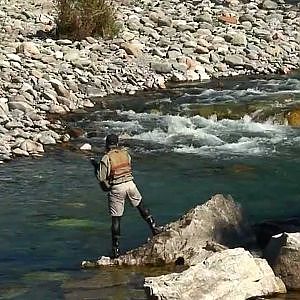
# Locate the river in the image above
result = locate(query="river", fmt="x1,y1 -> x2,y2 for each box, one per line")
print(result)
0,72 -> 300,299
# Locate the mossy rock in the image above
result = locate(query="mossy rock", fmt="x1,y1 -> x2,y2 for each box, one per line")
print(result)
188,103 -> 251,119
23,271 -> 70,282
0,286 -> 28,299
48,218 -> 106,230
287,109 -> 300,127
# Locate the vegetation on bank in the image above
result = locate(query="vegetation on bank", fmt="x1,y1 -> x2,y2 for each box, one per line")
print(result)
54,0 -> 119,40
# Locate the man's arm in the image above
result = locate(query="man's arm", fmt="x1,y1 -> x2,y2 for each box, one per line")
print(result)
90,158 -> 99,176
97,157 -> 111,192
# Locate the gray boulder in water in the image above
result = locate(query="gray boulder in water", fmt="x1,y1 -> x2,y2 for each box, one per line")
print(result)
84,194 -> 256,267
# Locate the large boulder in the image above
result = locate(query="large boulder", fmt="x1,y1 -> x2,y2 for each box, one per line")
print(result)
144,248 -> 286,300
264,232 -> 300,289
83,194 -> 256,267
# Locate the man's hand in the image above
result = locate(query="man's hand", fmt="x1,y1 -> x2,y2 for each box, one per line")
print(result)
90,158 -> 99,175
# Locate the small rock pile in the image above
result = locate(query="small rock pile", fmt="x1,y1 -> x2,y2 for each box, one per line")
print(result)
0,0 -> 299,162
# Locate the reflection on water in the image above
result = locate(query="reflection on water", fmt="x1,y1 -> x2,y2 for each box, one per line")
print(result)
1,73 -> 300,299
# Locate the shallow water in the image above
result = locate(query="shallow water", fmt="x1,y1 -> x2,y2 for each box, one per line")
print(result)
1,73 -> 300,299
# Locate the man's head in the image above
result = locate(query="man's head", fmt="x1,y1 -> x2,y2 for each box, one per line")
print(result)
105,134 -> 119,149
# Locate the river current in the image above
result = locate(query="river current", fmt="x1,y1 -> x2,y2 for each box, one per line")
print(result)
0,73 -> 300,299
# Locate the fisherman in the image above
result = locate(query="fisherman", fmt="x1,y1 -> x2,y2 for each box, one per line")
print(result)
91,134 -> 162,258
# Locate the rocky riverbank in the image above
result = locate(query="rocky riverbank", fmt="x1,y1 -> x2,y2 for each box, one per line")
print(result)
0,0 -> 299,162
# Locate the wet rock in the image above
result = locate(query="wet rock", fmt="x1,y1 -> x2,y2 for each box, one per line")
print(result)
264,232 -> 300,289
286,109 -> 300,127
68,127 -> 84,138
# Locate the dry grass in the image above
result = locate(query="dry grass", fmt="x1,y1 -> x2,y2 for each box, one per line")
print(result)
55,0 -> 120,40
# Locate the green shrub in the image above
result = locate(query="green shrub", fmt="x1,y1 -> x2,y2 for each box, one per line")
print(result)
55,0 -> 120,40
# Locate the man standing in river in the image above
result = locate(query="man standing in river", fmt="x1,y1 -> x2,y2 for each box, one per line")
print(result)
91,133 -> 162,258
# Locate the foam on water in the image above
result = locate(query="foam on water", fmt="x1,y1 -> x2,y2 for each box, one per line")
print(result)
178,77 -> 300,104
95,110 -> 298,158
174,137 -> 267,157
100,120 -> 143,131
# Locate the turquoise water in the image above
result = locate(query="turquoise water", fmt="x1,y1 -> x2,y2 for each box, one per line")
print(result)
1,73 -> 300,299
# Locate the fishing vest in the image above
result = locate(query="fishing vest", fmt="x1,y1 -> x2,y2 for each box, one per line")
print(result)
107,148 -> 132,182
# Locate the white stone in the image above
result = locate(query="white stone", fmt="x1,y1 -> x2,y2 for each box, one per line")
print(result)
20,139 -> 44,153
0,10 -> 6,18
145,248 -> 286,300
17,42 -> 40,56
80,143 -> 92,151
121,31 -> 135,41
171,72 -> 186,82
6,54 -> 21,62
0,60 -> 10,68
37,131 -> 57,145
82,99 -> 94,108
49,104 -> 67,114
12,148 -> 30,156
55,51 -> 64,59
186,70 -> 200,81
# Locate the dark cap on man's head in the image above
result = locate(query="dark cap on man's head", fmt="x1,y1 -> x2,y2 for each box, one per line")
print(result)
106,134 -> 119,147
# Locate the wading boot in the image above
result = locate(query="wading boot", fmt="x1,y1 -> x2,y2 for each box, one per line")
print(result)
111,216 -> 121,259
112,237 -> 120,259
145,215 -> 163,236
137,201 -> 163,236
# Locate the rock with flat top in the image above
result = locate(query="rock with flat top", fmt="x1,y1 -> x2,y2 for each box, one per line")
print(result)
144,248 -> 286,300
